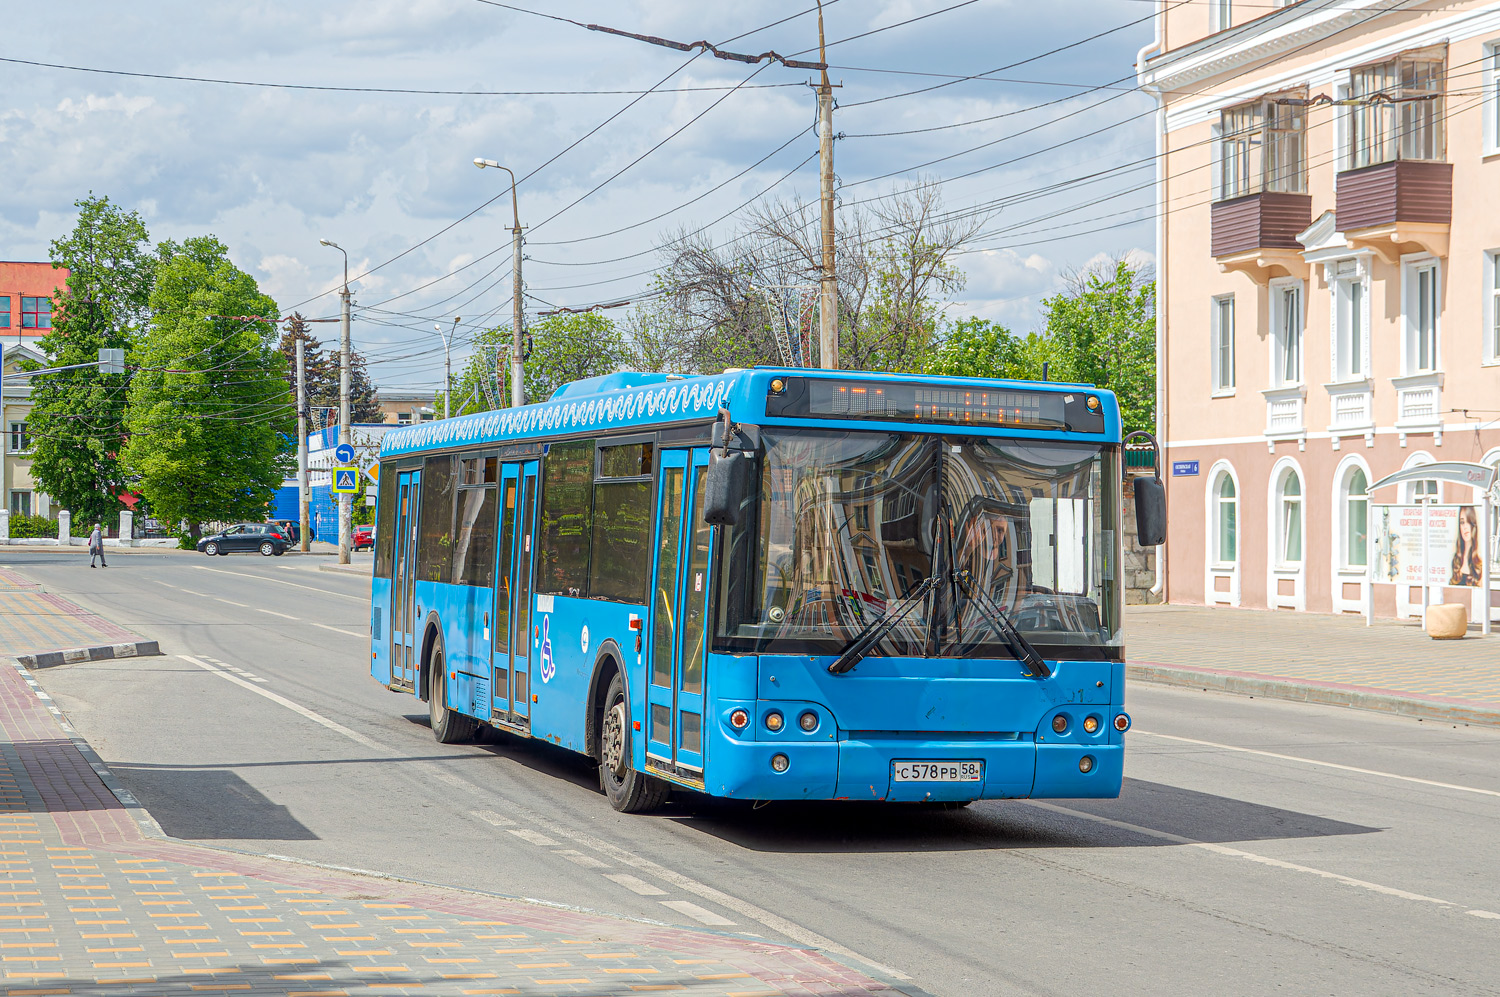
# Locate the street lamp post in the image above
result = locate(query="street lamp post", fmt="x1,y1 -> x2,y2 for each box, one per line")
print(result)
473,159 -> 525,408
319,238 -> 352,566
435,317 -> 459,419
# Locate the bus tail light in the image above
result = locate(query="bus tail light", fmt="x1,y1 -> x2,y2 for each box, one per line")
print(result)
729,709 -> 749,730
1083,715 -> 1100,734
1051,715 -> 1068,734
798,711 -> 818,732
1114,713 -> 1131,732
765,711 -> 784,732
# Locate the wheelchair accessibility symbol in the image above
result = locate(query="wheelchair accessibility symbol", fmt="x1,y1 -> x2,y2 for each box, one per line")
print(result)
539,615 -> 555,684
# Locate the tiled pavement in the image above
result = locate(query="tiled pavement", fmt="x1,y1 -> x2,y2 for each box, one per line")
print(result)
0,664 -> 904,997
0,569 -> 140,662
1127,603 -> 1500,725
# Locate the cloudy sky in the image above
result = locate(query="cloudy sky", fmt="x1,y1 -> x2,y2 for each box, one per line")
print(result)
2,1 -> 1158,392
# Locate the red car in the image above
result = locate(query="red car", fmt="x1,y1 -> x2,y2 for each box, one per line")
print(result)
352,524 -> 374,551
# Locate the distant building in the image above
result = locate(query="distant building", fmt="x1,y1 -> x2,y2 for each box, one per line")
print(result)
1138,0 -> 1500,621
375,389 -> 437,425
273,423 -> 393,542
1,342 -> 52,518
0,261 -> 62,347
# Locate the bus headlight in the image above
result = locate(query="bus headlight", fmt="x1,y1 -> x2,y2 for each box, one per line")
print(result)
729,709 -> 749,730
798,711 -> 818,732
765,711 -> 784,732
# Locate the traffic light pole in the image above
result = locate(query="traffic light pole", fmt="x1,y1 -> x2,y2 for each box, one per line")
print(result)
296,337 -> 309,553
338,284 -> 351,566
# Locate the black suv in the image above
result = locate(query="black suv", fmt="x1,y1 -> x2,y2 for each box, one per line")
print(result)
197,523 -> 290,557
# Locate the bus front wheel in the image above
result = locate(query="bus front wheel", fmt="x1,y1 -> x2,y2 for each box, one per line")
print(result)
428,638 -> 478,744
598,672 -> 668,814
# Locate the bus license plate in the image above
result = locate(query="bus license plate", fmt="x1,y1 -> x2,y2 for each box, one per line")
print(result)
892,760 -> 983,783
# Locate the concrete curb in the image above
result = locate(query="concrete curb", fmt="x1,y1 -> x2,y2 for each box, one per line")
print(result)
18,640 -> 161,669
1128,661 -> 1500,727
317,562 -> 373,576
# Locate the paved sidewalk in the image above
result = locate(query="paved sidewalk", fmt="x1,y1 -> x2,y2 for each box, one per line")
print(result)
0,660 -> 905,996
1127,604 -> 1500,726
0,567 -> 143,661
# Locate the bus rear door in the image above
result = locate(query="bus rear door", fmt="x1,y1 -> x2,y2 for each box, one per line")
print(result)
492,460 -> 539,726
391,469 -> 420,690
646,447 -> 712,779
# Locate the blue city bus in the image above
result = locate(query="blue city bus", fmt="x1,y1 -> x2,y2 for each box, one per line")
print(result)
370,368 -> 1162,812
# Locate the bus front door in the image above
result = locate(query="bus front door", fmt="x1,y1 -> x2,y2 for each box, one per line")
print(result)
646,447 -> 712,778
391,470 -> 420,690
492,460 -> 539,726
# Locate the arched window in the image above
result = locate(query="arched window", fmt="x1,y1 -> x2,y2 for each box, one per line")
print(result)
1277,469 -> 1303,566
1343,467 -> 1368,568
1215,473 -> 1238,565
1402,453 -> 1439,504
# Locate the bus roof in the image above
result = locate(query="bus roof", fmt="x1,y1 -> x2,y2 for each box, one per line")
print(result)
380,367 -> 1122,458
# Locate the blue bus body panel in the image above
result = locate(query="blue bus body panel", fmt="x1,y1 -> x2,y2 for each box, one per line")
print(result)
370,575 -> 393,685
530,594 -> 646,755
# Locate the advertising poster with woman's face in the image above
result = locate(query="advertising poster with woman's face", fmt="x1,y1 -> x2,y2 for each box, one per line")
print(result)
1450,506 -> 1482,588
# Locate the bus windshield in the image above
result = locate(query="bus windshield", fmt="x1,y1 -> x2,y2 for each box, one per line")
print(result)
715,428 -> 1123,659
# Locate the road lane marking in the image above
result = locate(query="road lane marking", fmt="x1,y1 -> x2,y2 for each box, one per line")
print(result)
1029,801 -> 1464,909
178,654 -> 385,752
604,874 -> 667,897
254,608 -> 299,620
311,622 -> 366,639
659,900 -> 734,926
1135,730 -> 1500,800
469,810 -> 516,828
215,598 -> 248,608
552,850 -> 609,870
191,565 -> 366,601
1469,910 -> 1500,919
507,829 -> 560,847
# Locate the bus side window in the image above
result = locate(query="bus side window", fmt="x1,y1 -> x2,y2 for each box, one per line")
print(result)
418,455 -> 456,583
537,439 -> 595,597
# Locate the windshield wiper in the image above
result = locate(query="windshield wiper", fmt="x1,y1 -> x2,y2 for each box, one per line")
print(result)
951,570 -> 1052,679
827,576 -> 936,675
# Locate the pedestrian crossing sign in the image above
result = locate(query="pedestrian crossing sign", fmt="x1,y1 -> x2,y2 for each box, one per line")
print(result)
332,467 -> 359,493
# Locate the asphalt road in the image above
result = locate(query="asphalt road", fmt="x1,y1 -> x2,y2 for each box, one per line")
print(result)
12,548 -> 1500,996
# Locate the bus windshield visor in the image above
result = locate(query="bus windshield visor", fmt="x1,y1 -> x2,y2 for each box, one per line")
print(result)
714,429 -> 1123,658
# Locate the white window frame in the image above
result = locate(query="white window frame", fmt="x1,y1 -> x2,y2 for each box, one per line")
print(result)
6,422 -> 29,455
7,491 -> 31,517
1210,0 -> 1232,33
1339,463 -> 1370,571
1270,278 -> 1305,387
1212,294 -> 1236,396
1213,470 -> 1239,567
1275,466 -> 1305,568
1402,451 -> 1439,504
1401,255 -> 1441,375
1486,42 -> 1500,156
1485,249 -> 1500,365
1331,259 -> 1369,382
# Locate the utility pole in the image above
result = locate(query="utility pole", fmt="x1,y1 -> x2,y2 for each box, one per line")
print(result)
817,0 -> 838,371
473,159 -> 525,408
320,238 -> 352,566
296,336 -> 309,553
436,316 -> 459,419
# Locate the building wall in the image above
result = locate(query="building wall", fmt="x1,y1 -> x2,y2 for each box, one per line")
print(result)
1143,0 -> 1500,620
0,262 -> 65,343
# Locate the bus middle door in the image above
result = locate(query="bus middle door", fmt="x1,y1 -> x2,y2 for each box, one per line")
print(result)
493,460 -> 539,727
391,469 -> 420,690
646,447 -> 712,780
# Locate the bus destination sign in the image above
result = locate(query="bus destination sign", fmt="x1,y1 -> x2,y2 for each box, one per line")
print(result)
765,376 -> 1104,433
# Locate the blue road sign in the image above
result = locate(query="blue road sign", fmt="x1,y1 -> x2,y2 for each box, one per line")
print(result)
1172,460 -> 1200,477
334,443 -> 355,464
332,467 -> 359,493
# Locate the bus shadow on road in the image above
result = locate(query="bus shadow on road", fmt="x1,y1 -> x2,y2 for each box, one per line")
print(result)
109,764 -> 318,840
666,778 -> 1379,853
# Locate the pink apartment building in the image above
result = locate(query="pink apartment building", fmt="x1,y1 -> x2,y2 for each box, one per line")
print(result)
1138,0 -> 1500,621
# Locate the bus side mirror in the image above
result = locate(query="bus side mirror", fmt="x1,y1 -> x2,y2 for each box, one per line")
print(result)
704,451 -> 752,527
1133,476 -> 1166,547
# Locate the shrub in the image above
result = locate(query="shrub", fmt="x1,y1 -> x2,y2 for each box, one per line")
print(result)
9,514 -> 58,539
177,533 -> 195,550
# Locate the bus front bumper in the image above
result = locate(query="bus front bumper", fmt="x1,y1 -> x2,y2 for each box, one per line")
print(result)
703,733 -> 1123,802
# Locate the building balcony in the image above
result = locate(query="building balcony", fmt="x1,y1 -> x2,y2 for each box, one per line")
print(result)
1324,380 -> 1373,450
1211,191 -> 1313,282
1334,160 -> 1452,261
1391,371 -> 1444,446
1261,385 -> 1306,448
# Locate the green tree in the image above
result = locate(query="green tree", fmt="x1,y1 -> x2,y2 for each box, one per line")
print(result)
123,236 -> 294,537
277,313 -> 382,425
924,317 -> 1058,381
1038,257 -> 1156,432
436,326 -> 511,417
27,195 -> 155,526
525,312 -> 632,402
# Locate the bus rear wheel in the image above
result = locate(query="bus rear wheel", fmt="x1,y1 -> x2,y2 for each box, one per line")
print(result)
428,639 -> 478,744
598,672 -> 668,814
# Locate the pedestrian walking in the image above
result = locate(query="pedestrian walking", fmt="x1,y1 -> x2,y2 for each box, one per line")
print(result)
88,523 -> 107,568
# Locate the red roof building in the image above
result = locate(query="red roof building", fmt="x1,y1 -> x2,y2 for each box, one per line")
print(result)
0,261 -> 67,344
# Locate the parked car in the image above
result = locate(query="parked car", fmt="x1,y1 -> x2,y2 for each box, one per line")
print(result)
197,523 -> 289,557
352,524 -> 374,551
270,520 -> 300,545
